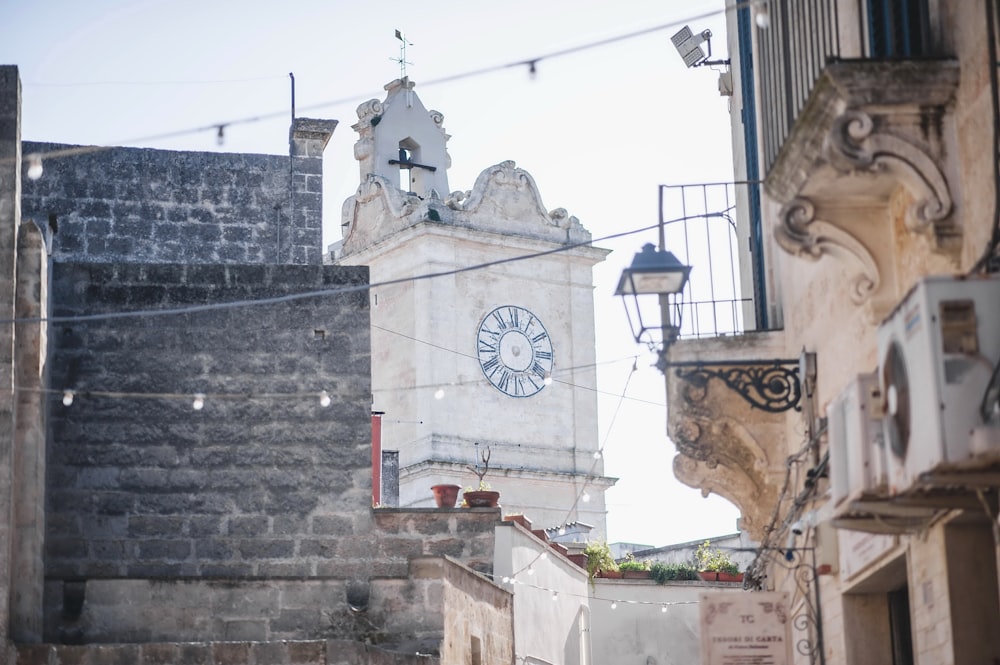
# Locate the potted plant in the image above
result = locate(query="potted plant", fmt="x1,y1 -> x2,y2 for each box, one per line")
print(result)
649,561 -> 700,583
463,445 -> 500,508
695,540 -> 743,582
430,483 -> 461,508
583,541 -> 619,587
618,554 -> 652,579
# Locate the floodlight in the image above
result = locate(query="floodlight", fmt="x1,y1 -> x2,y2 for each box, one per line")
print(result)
671,26 -> 712,68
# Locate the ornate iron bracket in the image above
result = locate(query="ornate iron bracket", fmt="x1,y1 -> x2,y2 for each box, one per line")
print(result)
745,547 -> 826,665
672,359 -> 802,413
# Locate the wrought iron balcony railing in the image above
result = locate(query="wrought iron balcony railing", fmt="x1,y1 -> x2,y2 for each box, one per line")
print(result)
659,181 -> 770,339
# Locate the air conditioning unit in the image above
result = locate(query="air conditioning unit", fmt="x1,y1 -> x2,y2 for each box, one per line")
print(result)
877,274 -> 1000,494
827,373 -> 887,507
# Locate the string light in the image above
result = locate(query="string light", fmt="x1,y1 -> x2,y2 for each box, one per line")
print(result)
611,602 -> 618,610
543,372 -> 553,386
9,5 -> 742,171
61,390 -> 74,406
538,551 -> 548,560
434,387 -> 445,400
593,449 -> 602,460
551,591 -> 558,601
661,605 -> 668,613
526,566 -> 535,576
581,491 -> 591,503
319,390 -> 331,407
755,1 -> 771,28
26,154 -> 43,180
192,393 -> 205,410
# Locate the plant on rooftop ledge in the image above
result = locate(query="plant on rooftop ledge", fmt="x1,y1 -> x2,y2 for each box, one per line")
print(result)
695,540 -> 742,581
618,553 -> 652,578
462,444 -> 500,508
649,561 -> 700,583
583,541 -> 618,588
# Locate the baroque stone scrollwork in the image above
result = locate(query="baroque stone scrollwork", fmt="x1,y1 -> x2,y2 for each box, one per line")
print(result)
824,109 -> 953,236
775,197 -> 881,304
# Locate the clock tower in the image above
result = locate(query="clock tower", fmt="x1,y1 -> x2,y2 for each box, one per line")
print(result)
331,78 -> 614,537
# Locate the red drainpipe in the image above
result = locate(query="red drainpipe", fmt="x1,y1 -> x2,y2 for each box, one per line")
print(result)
371,411 -> 385,506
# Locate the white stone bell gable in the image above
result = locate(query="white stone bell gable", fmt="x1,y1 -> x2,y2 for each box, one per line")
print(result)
336,80 -> 594,261
353,77 -> 451,199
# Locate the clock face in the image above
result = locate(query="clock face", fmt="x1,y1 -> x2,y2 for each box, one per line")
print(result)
477,305 -> 553,397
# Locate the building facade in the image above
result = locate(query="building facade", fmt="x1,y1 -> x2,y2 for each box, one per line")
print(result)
656,2 -> 1000,663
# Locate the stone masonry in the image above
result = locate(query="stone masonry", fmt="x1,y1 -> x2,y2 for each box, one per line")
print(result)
21,117 -> 335,267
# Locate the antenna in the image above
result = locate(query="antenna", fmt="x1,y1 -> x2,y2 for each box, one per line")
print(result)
392,29 -> 413,79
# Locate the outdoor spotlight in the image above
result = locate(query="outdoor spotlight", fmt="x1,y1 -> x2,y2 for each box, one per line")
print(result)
671,26 -> 712,68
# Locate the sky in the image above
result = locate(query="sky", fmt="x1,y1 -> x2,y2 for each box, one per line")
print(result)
2,0 -> 742,547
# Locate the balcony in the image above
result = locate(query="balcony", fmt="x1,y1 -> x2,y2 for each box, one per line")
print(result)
759,0 -> 960,320
649,182 -> 797,540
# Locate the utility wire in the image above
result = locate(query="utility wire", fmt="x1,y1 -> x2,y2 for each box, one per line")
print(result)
10,4 -> 738,164
0,211 -> 717,326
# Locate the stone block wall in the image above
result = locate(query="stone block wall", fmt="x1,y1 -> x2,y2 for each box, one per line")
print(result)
39,510 -> 499,645
21,118 -> 335,267
45,262 -> 372,581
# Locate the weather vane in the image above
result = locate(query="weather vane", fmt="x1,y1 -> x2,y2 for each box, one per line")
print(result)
392,29 -> 413,79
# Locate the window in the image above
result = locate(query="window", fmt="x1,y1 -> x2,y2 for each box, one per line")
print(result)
867,0 -> 932,58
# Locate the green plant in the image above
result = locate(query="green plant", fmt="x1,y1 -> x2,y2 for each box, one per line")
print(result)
649,561 -> 700,583
695,540 -> 740,574
583,541 -> 618,587
617,553 -> 650,572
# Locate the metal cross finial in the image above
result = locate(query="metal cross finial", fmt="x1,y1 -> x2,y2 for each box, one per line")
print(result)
392,29 -> 413,79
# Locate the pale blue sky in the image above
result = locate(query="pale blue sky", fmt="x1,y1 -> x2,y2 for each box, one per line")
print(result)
2,0 -> 741,547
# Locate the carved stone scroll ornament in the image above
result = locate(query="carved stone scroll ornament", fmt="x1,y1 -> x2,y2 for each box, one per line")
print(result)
824,109 -> 953,234
775,197 -> 880,305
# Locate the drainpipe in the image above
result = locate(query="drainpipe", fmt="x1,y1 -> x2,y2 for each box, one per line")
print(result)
371,411 -> 384,506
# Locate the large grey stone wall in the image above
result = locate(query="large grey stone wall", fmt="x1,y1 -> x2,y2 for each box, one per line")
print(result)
45,262 -> 372,580
21,118 -> 335,266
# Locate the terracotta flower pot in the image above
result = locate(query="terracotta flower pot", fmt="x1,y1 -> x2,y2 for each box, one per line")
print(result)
717,572 -> 744,583
698,571 -> 719,582
431,484 -> 462,508
622,569 -> 651,579
463,490 -> 500,508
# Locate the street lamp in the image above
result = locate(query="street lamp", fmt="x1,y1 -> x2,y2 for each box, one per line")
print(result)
614,243 -> 691,364
616,241 -> 804,413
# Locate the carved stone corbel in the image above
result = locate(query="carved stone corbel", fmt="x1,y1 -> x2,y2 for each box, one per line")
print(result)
824,109 -> 955,240
775,197 -> 881,305
671,415 -> 779,542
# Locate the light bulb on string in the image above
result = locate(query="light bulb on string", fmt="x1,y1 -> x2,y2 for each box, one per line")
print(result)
527,566 -> 535,576
661,605 -> 668,613
551,591 -> 558,602
62,390 -> 74,407
434,387 -> 445,400
557,526 -> 566,536
319,390 -> 331,407
192,393 -> 205,411
610,601 -> 618,610
593,449 -> 602,460
755,1 -> 771,28
581,491 -> 591,503
26,154 -> 43,180
501,576 -> 511,584
539,551 -> 548,561
543,372 -> 553,386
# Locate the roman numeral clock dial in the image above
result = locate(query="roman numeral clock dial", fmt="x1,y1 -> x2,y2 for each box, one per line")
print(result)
476,305 -> 554,397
